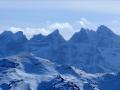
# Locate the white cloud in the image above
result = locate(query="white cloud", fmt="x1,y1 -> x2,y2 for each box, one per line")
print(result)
48,22 -> 74,40
6,18 -> 99,40
79,18 -> 91,28
48,22 -> 73,30
9,27 -> 50,39
5,18 -> 120,41
47,18 -> 98,40
78,18 -> 98,31
7,22 -> 75,40
107,18 -> 120,35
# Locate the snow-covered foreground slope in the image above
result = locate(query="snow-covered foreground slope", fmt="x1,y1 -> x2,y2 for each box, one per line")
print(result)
0,53 -> 120,90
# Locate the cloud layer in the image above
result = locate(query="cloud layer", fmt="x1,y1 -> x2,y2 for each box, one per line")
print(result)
0,18 -> 120,40
4,18 -> 97,40
8,23 -> 75,40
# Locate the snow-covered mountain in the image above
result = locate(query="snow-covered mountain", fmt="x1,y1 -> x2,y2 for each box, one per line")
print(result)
0,53 -> 87,90
24,25 -> 120,73
1,25 -> 120,73
1,25 -> 120,89
0,31 -> 28,57
0,53 -> 120,90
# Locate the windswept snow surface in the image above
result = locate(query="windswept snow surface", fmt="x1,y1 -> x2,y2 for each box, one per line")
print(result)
0,53 -> 120,90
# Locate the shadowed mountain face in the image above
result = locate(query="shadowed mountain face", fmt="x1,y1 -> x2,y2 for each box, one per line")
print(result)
26,25 -> 120,73
97,73 -> 120,90
0,31 -> 28,57
29,30 -> 65,48
69,28 -> 90,43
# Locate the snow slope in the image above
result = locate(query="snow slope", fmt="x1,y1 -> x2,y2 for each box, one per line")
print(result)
0,53 -> 120,90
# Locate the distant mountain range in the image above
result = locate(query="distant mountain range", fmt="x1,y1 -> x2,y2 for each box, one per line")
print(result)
0,25 -> 120,90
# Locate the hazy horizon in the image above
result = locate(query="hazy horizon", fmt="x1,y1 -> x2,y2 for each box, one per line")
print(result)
0,0 -> 120,39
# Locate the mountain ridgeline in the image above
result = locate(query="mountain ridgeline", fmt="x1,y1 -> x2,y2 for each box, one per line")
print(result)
1,25 -> 120,90
0,25 -> 120,73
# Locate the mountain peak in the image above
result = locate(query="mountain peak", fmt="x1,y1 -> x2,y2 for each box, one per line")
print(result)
53,29 -> 59,34
14,31 -> 25,38
29,29 -> 65,48
14,31 -> 27,41
81,28 -> 87,32
48,29 -> 60,37
80,28 -> 89,35
30,34 -> 46,42
47,29 -> 66,43
1,31 -> 13,36
97,25 -> 114,36
98,25 -> 109,29
15,31 -> 23,35
69,28 -> 89,43
0,31 -> 14,43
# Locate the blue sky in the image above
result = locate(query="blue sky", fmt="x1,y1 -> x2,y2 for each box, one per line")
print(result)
0,0 -> 120,39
